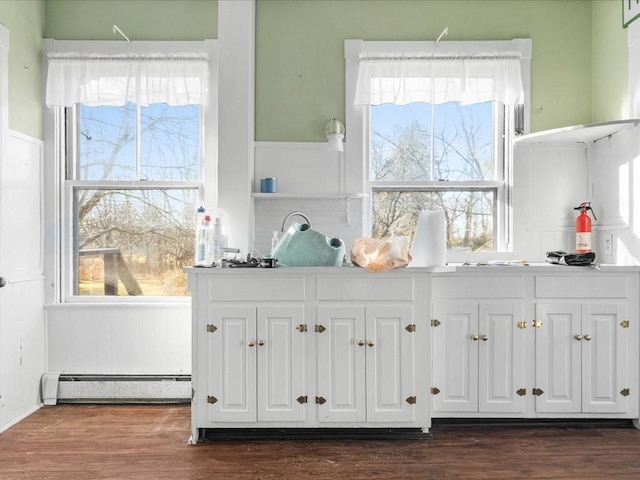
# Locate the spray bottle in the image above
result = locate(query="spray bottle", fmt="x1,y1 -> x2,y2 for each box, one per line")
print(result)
574,202 -> 597,254
195,214 -> 212,266
194,206 -> 206,265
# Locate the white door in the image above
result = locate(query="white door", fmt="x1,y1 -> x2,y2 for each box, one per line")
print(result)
0,25 -> 45,433
257,306 -> 306,422
0,21 -> 8,431
582,303 -> 628,414
478,303 -> 526,413
365,305 -> 415,423
316,306 -> 366,423
205,305 -> 257,423
534,302 -> 582,413
431,302 -> 478,413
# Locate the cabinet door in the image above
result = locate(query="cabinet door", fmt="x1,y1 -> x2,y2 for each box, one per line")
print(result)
316,306 -> 366,423
478,303 -> 526,413
206,305 -> 257,422
534,303 -> 582,413
257,306 -> 306,422
365,305 -> 415,423
582,303 -> 629,413
431,302 -> 479,413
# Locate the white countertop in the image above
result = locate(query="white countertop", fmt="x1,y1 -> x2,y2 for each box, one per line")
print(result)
445,262 -> 640,273
185,264 -> 456,275
185,262 -> 640,276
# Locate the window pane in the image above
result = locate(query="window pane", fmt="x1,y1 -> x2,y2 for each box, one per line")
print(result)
370,103 -> 431,181
371,190 -> 495,252
141,104 -> 201,181
75,188 -> 198,296
370,102 -> 494,182
433,102 -> 494,181
77,103 -> 201,181
78,103 -> 137,180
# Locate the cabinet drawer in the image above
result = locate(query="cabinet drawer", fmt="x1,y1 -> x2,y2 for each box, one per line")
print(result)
207,276 -> 305,301
432,276 -> 524,299
535,275 -> 628,298
317,276 -> 414,301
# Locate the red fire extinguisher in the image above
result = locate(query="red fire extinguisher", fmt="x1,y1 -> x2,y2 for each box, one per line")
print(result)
574,202 -> 596,253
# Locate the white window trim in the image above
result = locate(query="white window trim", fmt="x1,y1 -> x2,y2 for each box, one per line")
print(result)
344,39 -> 531,261
42,39 -> 218,305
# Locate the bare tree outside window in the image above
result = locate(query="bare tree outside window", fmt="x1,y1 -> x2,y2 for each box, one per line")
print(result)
72,103 -> 201,296
370,101 -> 499,252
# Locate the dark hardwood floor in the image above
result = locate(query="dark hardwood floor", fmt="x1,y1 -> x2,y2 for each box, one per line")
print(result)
2,404 -> 640,479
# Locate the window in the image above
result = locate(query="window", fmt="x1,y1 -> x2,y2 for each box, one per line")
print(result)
345,39 -> 531,259
370,101 -> 504,252
69,102 -> 201,297
45,40 -> 216,300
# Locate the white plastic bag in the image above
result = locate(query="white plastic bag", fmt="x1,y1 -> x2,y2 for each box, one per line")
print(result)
350,236 -> 412,272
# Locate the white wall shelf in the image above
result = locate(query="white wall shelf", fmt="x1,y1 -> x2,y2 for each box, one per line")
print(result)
252,193 -> 367,228
514,119 -> 639,145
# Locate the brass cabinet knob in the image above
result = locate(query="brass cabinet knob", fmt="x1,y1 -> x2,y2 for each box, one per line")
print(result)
357,340 -> 365,346
471,334 -> 479,341
368,340 -> 375,347
248,340 -> 255,347
574,334 -> 583,341
481,335 -> 489,341
584,334 -> 592,341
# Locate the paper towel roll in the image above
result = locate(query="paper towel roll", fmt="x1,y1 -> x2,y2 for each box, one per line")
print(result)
411,210 -> 446,267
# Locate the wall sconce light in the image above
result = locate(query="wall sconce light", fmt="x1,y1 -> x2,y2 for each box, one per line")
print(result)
324,118 -> 345,152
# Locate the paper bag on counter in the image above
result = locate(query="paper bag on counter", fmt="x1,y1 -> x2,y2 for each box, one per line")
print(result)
350,236 -> 412,272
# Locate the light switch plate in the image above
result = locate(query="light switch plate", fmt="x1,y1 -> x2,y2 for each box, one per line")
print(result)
604,233 -> 613,256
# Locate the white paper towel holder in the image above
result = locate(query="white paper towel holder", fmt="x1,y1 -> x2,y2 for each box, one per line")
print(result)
410,210 -> 447,267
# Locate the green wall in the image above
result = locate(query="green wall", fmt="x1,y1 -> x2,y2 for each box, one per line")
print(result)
0,0 -> 630,141
0,0 -> 45,139
592,0 -> 628,122
44,0 -> 217,41
256,0 -> 600,141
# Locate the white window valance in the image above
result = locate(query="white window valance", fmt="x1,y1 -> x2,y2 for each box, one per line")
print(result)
354,52 -> 524,106
45,52 -> 210,107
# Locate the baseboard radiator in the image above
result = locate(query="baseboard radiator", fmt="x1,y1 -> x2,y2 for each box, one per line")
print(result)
41,373 -> 192,405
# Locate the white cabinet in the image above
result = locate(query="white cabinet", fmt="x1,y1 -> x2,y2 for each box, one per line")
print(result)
533,274 -> 636,416
534,281 -> 632,415
431,301 -> 526,414
188,266 -> 639,440
203,305 -> 306,423
432,268 -> 639,422
316,305 -> 415,424
187,268 -> 435,441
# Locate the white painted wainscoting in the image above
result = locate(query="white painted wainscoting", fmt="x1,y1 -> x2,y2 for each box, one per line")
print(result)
0,276 -> 45,431
46,303 -> 191,375
44,302 -> 191,403
0,131 -> 45,433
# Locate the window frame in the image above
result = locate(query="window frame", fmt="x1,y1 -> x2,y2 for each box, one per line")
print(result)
344,39 -> 531,261
43,39 -> 218,304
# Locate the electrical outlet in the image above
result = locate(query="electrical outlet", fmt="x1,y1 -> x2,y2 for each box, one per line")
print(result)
604,234 -> 613,256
